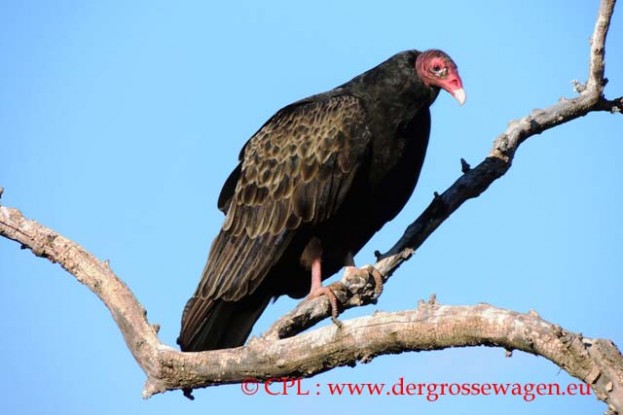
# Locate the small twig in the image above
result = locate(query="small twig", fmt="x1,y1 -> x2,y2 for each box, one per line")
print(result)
572,79 -> 587,93
460,158 -> 471,173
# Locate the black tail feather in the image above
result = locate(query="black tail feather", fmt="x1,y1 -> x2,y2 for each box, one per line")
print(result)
178,291 -> 271,352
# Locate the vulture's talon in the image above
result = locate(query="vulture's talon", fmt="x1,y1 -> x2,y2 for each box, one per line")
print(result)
308,284 -> 342,319
366,266 -> 384,298
331,316 -> 343,328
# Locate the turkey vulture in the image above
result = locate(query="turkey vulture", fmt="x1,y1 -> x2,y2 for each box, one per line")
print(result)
179,49 -> 464,352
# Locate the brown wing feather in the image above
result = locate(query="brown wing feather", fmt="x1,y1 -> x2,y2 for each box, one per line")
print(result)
180,95 -> 371,346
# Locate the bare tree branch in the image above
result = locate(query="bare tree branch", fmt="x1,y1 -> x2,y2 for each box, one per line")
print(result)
0,206 -> 163,377
0,0 -> 621,412
588,0 -> 615,92
1,207 -> 623,410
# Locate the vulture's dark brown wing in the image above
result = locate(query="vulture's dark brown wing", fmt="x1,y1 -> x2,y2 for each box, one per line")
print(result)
179,94 -> 371,350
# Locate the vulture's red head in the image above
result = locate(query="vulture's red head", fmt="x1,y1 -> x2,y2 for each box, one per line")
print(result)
416,50 -> 465,105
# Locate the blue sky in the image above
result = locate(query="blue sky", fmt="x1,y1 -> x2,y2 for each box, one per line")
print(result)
1,1 -> 622,414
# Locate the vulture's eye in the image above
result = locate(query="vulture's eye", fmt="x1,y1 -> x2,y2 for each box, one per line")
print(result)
431,64 -> 447,77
